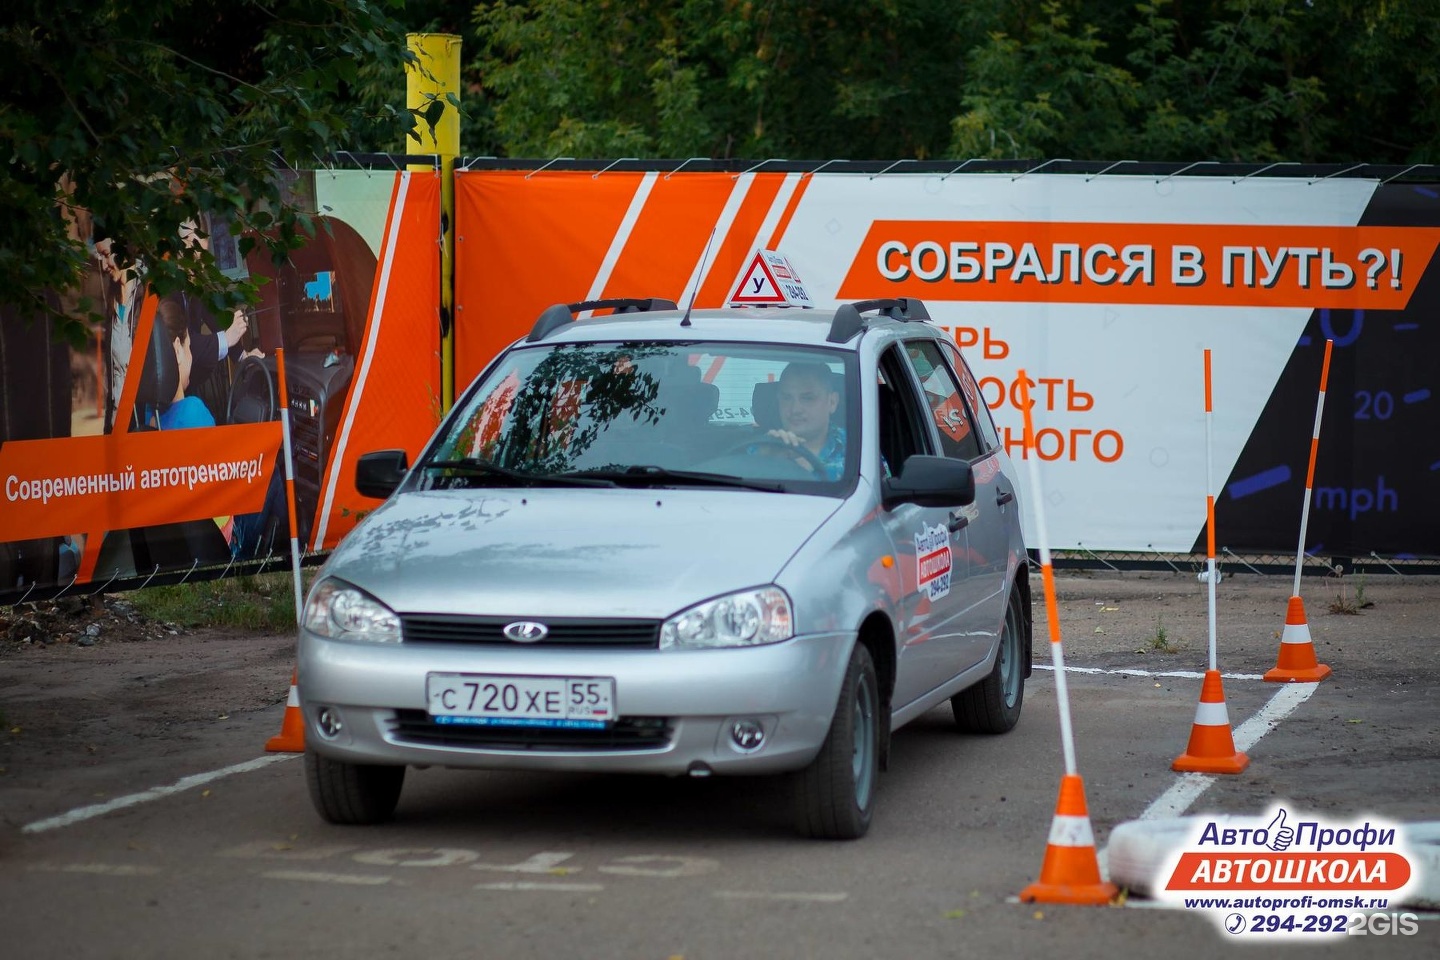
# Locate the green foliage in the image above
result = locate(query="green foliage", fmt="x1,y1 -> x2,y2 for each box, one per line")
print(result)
9,0 -> 1440,339
471,0 -> 974,159
468,0 -> 1440,164
129,570 -> 305,631
1,1 -> 417,345
1146,614 -> 1175,653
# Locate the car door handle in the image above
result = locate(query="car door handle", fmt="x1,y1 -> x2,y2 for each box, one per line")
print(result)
947,510 -> 968,533
996,488 -> 1014,506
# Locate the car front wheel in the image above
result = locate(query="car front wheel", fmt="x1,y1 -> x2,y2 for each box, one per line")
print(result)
952,585 -> 1026,734
792,642 -> 880,840
305,749 -> 406,824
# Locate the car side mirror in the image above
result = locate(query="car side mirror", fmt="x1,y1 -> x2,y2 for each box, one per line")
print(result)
355,449 -> 409,500
881,455 -> 975,509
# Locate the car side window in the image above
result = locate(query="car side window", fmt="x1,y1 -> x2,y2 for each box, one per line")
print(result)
903,340 -> 983,462
941,340 -> 1001,454
876,346 -> 932,472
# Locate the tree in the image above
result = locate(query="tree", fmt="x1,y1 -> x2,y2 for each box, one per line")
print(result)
0,1 -> 418,345
471,0 -> 977,160
467,0 -> 1440,165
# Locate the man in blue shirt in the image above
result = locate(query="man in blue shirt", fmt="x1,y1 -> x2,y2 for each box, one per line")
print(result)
765,362 -> 845,480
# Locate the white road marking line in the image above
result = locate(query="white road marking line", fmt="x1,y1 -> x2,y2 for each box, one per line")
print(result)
713,890 -> 849,903
28,863 -> 162,877
1135,682 -> 1319,823
472,851 -> 579,873
20,754 -> 297,834
1033,664 -> 1264,681
262,870 -> 393,886
1229,682 -> 1319,753
219,840 -> 360,861
475,881 -> 605,893
1097,682 -> 1321,886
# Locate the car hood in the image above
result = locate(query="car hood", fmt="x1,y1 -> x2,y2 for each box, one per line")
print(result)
324,488 -> 843,618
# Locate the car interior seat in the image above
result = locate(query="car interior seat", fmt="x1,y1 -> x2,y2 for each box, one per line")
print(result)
652,362 -> 719,454
132,313 -> 180,430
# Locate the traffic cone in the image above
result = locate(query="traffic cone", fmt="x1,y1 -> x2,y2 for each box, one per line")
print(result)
1172,669 -> 1248,774
1019,773 -> 1118,905
265,670 -> 305,753
1263,596 -> 1331,683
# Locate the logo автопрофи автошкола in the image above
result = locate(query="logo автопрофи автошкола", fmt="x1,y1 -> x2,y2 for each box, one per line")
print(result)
1157,806 -> 1421,940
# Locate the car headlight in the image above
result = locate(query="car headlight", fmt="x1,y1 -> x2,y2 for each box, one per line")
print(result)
660,587 -> 793,650
303,578 -> 401,643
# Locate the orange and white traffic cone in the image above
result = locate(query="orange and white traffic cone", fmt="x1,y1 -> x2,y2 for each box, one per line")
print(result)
1263,596 -> 1331,683
265,669 -> 305,753
1172,669 -> 1248,774
1019,773 -> 1118,905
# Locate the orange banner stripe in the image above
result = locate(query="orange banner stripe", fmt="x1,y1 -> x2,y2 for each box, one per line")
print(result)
766,173 -> 813,250
0,423 -> 283,544
695,174 -> 788,307
600,174 -> 740,306
836,222 -> 1440,309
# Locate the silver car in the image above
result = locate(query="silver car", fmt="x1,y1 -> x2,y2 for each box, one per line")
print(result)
298,296 -> 1030,839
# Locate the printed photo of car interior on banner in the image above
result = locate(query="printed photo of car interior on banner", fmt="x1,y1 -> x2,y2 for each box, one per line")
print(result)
0,167 -> 442,601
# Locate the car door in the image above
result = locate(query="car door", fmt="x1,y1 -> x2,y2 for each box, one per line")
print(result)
899,338 -> 1005,671
940,338 -> 1018,639
874,346 -> 967,710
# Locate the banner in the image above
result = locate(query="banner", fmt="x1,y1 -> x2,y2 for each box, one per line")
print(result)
452,170 -> 1440,559
0,168 -> 443,600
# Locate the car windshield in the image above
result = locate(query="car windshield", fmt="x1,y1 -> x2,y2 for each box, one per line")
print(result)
421,341 -> 858,493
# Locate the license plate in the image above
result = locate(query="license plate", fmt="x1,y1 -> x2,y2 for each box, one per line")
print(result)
425,674 -> 615,729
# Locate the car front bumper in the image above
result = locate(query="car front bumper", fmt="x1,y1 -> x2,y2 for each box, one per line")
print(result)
297,630 -> 855,775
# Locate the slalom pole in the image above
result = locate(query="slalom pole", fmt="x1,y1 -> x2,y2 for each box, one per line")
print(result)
1020,374 -> 1078,779
1264,340 -> 1334,683
1204,349 -> 1217,672
274,348 -> 304,624
1015,371 -> 1116,905
1292,339 -> 1335,597
1172,350 -> 1248,773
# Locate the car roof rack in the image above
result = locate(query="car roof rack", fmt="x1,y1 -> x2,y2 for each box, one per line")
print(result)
526,297 -> 680,342
825,297 -> 931,343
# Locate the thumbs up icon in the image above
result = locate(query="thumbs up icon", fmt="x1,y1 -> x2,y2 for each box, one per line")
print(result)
1267,808 -> 1295,851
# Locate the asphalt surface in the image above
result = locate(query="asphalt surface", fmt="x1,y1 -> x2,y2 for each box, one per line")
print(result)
2,572 -> 1437,959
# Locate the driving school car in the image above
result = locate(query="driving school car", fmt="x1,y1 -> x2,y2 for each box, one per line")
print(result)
297,294 -> 1030,839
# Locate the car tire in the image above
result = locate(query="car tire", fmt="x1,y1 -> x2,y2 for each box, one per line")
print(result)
792,642 -> 880,840
305,749 -> 405,825
952,586 -> 1026,734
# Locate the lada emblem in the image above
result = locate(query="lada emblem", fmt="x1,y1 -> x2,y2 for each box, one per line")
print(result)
502,621 -> 548,643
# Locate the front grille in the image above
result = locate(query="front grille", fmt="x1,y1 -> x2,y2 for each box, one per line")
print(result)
389,711 -> 673,751
400,614 -> 661,648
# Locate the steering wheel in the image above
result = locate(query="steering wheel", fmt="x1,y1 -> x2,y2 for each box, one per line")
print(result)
228,355 -> 277,425
722,436 -> 828,476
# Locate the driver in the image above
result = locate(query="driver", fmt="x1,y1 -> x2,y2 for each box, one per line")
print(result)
764,362 -> 845,480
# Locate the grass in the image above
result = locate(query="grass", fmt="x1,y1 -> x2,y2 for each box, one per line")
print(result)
1327,567 -> 1373,615
1143,614 -> 1176,653
129,569 -> 306,632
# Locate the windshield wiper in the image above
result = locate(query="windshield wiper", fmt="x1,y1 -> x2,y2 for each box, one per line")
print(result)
424,458 -> 615,488
560,465 -> 787,492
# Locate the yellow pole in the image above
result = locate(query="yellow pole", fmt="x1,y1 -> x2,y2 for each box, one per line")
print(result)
406,32 -> 461,413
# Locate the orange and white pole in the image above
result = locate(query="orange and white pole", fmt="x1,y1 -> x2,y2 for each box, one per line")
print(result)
1203,349 -> 1218,672
1173,351 -> 1249,773
1293,339 -> 1335,597
1018,373 -> 1077,775
1016,370 -> 1116,905
274,348 -> 304,624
